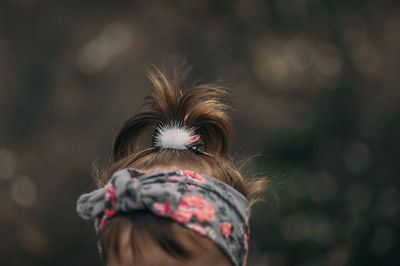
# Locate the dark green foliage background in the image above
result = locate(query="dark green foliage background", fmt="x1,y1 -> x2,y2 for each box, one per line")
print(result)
0,1 -> 399,265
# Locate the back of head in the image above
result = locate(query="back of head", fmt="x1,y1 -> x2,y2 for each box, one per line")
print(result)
93,63 -> 274,265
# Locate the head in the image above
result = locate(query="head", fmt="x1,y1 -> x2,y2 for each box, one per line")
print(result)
85,64 -> 274,266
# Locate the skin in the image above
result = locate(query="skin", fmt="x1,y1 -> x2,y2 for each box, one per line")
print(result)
107,222 -> 232,266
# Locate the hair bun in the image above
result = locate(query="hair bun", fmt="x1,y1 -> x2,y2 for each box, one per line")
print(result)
112,64 -> 233,162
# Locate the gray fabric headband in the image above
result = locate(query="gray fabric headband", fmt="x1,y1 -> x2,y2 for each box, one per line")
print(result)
76,168 -> 251,266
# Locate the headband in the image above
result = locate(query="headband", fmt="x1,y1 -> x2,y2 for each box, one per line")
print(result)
76,168 -> 251,266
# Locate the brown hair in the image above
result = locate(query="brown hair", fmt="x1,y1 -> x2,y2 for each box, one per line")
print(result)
94,64 -> 275,264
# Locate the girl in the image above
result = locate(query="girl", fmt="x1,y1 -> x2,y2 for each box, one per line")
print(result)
76,65 -> 273,266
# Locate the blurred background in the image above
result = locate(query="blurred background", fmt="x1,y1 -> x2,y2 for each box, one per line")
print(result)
1,0 -> 399,265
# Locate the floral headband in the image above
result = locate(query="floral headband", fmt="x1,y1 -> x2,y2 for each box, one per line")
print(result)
76,168 -> 251,266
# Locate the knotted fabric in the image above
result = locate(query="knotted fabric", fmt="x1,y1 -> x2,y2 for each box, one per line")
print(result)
76,168 -> 251,266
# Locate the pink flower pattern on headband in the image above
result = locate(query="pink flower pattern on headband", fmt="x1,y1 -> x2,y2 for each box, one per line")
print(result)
77,168 -> 251,266
168,176 -> 184,181
181,170 -> 207,184
220,221 -> 231,237
105,184 -> 116,206
154,201 -> 173,215
171,194 -> 215,223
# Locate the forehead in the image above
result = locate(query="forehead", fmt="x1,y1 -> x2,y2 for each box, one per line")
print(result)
108,222 -> 231,266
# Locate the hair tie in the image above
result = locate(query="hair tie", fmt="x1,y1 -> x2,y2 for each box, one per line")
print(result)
154,123 -> 204,154
76,168 -> 250,266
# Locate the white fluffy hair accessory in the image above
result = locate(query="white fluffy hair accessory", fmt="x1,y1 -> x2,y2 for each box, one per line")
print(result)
154,123 -> 202,152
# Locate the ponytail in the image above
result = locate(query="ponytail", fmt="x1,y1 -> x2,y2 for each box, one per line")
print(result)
112,64 -> 233,161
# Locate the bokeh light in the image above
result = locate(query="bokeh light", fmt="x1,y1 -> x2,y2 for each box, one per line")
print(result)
1,1 -> 399,266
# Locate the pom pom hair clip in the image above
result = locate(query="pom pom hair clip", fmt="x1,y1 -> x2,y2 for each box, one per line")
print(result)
154,123 -> 204,155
